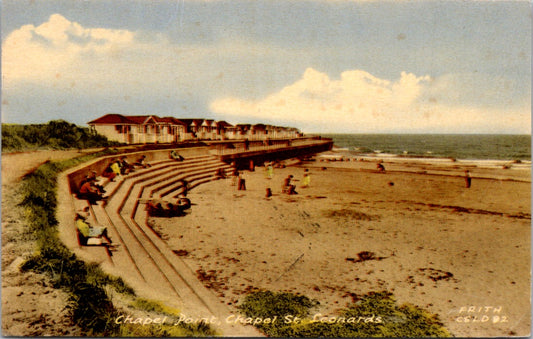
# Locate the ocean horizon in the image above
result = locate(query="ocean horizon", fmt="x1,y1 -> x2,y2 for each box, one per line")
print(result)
312,133 -> 531,162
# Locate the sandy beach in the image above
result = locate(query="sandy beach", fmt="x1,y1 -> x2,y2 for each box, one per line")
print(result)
149,155 -> 531,337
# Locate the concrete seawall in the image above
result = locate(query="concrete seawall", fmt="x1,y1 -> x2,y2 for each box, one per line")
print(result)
59,138 -> 332,336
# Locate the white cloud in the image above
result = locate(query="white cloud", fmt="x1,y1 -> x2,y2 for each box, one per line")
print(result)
210,68 -> 530,133
1,13 -> 284,97
2,14 -> 138,83
3,14 -> 529,133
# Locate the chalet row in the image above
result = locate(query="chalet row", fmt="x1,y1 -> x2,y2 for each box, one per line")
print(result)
88,114 -> 302,144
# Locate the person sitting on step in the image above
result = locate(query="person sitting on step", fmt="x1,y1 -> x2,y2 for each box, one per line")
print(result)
78,177 -> 107,205
75,210 -> 112,245
170,150 -> 185,162
134,155 -> 151,169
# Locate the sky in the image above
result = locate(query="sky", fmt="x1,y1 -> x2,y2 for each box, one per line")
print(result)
1,0 -> 531,134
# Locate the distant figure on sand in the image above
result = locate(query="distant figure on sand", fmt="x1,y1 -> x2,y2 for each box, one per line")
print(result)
176,195 -> 191,211
215,168 -> 226,179
238,171 -> 246,191
282,175 -> 298,195
231,168 -> 239,186
464,170 -> 471,188
301,169 -> 311,188
377,163 -> 385,172
265,187 -> 272,198
264,162 -> 274,179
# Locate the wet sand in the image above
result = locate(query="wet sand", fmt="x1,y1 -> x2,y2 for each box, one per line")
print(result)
149,157 -> 530,337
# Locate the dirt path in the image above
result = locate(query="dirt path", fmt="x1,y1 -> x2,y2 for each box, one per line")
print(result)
2,150 -> 86,336
2,149 -> 101,184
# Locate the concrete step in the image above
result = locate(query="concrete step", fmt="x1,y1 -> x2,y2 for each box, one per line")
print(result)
103,157 -> 217,199
160,169 -> 228,200
111,161 -> 223,219
106,160 -> 221,212
104,203 -> 181,298
150,163 -> 231,199
120,216 -> 219,317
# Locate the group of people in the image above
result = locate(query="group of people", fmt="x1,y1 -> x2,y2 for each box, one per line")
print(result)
281,169 -> 311,195
102,156 -> 136,181
146,196 -> 191,217
231,169 -> 247,191
78,155 -> 153,204
229,160 -> 313,196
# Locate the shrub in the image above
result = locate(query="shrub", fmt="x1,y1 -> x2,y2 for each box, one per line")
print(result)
238,290 -> 452,337
2,120 -> 120,152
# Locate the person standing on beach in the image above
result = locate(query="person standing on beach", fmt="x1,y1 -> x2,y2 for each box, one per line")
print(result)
464,170 -> 472,188
238,171 -> 246,191
231,167 -> 239,186
266,162 -> 274,179
301,169 -> 311,188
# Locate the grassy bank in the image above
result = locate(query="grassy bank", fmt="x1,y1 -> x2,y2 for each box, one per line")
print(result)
239,290 -> 452,337
2,120 -> 120,152
17,150 -> 214,336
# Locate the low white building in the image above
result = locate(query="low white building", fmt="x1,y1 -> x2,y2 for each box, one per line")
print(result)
88,114 -> 301,144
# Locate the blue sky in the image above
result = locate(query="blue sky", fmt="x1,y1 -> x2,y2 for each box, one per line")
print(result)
2,0 -> 531,133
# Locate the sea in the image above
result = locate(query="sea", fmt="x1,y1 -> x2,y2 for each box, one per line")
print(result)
316,134 -> 531,164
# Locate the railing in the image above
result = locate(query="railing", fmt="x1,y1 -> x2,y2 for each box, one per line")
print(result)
212,137 -> 330,156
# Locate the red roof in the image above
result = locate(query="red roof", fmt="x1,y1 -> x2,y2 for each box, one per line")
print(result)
88,114 -> 138,124
128,115 -> 152,124
89,114 -> 187,126
216,121 -> 233,127
160,117 -> 187,125
179,119 -> 204,126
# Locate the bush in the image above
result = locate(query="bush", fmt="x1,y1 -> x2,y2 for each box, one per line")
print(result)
238,290 -> 452,337
2,120 -> 120,152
